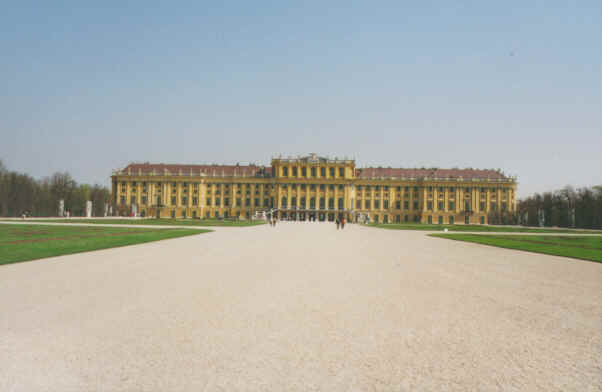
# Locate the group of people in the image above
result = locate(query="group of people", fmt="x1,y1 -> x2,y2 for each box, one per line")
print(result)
268,214 -> 347,229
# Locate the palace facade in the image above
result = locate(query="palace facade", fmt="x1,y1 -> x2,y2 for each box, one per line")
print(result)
111,154 -> 517,224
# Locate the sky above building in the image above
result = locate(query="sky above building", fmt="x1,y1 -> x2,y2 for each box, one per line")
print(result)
1,1 -> 600,197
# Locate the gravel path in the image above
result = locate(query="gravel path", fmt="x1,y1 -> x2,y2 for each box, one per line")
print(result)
1,222 -> 601,391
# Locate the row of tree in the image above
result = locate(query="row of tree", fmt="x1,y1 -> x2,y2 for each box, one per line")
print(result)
514,185 -> 602,230
0,160 -> 111,217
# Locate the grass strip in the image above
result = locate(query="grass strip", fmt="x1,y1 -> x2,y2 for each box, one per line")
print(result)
430,233 -> 602,263
369,223 -> 597,234
0,224 -> 209,265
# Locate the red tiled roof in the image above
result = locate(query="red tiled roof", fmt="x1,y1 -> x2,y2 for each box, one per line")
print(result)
356,167 -> 509,180
118,163 -> 270,177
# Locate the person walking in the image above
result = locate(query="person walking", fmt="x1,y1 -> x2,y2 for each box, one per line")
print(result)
341,216 -> 345,229
335,218 -> 340,230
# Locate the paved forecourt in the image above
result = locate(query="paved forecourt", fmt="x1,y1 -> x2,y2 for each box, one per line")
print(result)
1,222 -> 601,391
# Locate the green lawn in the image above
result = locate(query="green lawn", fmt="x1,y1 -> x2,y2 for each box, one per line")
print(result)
368,223 -> 598,234
430,233 -> 602,262
10,218 -> 266,227
0,224 -> 209,265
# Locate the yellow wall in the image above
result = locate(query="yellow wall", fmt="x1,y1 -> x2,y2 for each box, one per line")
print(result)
112,159 -> 517,223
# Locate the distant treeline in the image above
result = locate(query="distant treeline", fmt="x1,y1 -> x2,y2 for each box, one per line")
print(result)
0,160 -> 111,217
491,185 -> 602,230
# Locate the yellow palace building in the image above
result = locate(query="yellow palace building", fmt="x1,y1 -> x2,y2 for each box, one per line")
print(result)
111,153 -> 517,224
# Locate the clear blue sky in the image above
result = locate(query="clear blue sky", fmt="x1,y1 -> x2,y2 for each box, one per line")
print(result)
2,1 -> 601,197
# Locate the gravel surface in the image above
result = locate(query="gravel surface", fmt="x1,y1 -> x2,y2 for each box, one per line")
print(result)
1,222 -> 601,391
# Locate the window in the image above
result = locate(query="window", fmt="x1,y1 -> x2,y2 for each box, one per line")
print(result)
375,200 -> 380,209
302,167 -> 307,177
480,216 -> 485,224
281,197 -> 287,207
384,186 -> 389,191
404,214 -> 409,222
365,200 -> 371,209
465,187 -> 470,193
465,201 -> 471,211
356,200 -> 361,209
366,185 -> 371,191
282,167 -> 288,177
439,216 -> 443,224
291,197 -> 296,206
216,198 -> 221,206
182,196 -> 188,205
465,215 -> 470,224
319,197 -> 325,209
396,214 -> 401,222
427,201 -> 433,210
193,197 -> 198,205
311,167 -> 316,177
502,202 -> 507,212
439,187 -> 444,193
255,198 -> 259,206
374,214 -> 379,223
449,216 -> 455,224
329,198 -> 335,209
330,167 -> 335,177
171,196 -> 176,205
428,215 -> 432,224
404,201 -> 409,210
404,186 -> 409,192
428,186 -> 433,192
383,215 -> 389,223
120,196 -> 125,204
142,196 -> 147,204
236,198 -> 241,207
292,166 -> 298,177
491,202 -> 497,211
413,186 -> 418,192
310,197 -> 316,208
264,199 -> 269,207
338,184 -> 344,190
310,184 -> 316,191
449,187 -> 455,193
375,186 -> 380,191
301,197 -> 306,208
413,201 -> 418,210
320,184 -> 325,191
329,184 -> 334,190
480,202 -> 485,211
384,200 -> 389,209
339,167 -> 344,177
320,167 -> 326,177
438,201 -> 443,210
395,201 -> 401,209
449,201 -> 455,210
245,198 -> 250,207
